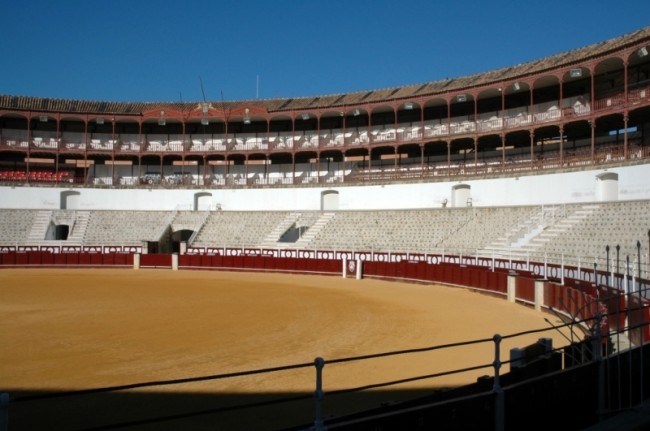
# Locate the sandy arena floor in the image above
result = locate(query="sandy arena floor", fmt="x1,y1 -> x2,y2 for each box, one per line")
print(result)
0,268 -> 571,430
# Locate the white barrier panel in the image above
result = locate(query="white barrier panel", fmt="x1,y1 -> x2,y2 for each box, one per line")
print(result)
534,279 -> 545,311
507,274 -> 516,303
342,257 -> 363,279
133,253 -> 140,270
172,253 -> 179,271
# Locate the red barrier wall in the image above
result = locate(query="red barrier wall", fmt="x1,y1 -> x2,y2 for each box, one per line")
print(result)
0,253 -> 12,265
516,278 -> 535,303
362,261 -> 508,295
0,251 -> 133,267
178,253 -> 342,276
544,282 -> 557,309
140,253 -> 172,268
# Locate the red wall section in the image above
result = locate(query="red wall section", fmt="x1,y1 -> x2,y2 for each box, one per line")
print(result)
0,251 -> 135,267
140,253 -> 172,268
516,277 -> 535,302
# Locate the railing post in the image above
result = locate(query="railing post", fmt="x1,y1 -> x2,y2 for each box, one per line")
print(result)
606,245 -> 610,287
313,357 -> 327,431
506,272 -> 517,303
493,334 -> 504,431
577,256 -> 581,279
593,313 -> 605,423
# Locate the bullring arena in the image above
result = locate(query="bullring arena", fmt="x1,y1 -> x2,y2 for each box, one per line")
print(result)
1,268 -> 574,430
1,26 -> 650,431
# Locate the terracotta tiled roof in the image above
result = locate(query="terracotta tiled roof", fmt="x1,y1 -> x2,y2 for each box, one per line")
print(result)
1,26 -> 648,116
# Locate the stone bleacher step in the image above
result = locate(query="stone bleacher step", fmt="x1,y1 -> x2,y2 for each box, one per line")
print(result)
26,210 -> 52,241
67,211 -> 91,243
259,214 -> 299,247
293,213 -> 335,247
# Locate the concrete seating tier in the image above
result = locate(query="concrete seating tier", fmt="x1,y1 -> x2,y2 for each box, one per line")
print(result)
1,202 -> 648,272
82,210 -> 172,246
0,209 -> 37,245
191,211 -> 291,248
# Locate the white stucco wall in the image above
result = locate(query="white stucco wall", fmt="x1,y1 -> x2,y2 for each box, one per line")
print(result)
1,164 -> 648,211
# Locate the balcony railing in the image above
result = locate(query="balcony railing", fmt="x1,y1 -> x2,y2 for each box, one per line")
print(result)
1,87 -> 648,160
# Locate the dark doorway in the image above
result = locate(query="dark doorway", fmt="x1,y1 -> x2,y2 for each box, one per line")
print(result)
147,241 -> 159,254
171,229 -> 194,253
55,225 -> 69,240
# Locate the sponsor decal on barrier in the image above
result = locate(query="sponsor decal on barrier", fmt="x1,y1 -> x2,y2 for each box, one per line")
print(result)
61,246 -> 82,253
344,257 -> 358,278
18,246 -> 39,252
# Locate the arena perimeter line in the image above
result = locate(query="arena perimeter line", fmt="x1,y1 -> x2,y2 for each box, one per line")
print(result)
0,268 -> 571,430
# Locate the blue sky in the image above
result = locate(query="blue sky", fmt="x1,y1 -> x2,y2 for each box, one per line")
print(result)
1,1 -> 648,103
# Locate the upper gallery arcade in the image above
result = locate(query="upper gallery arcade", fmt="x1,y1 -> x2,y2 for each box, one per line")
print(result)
0,26 -> 649,186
